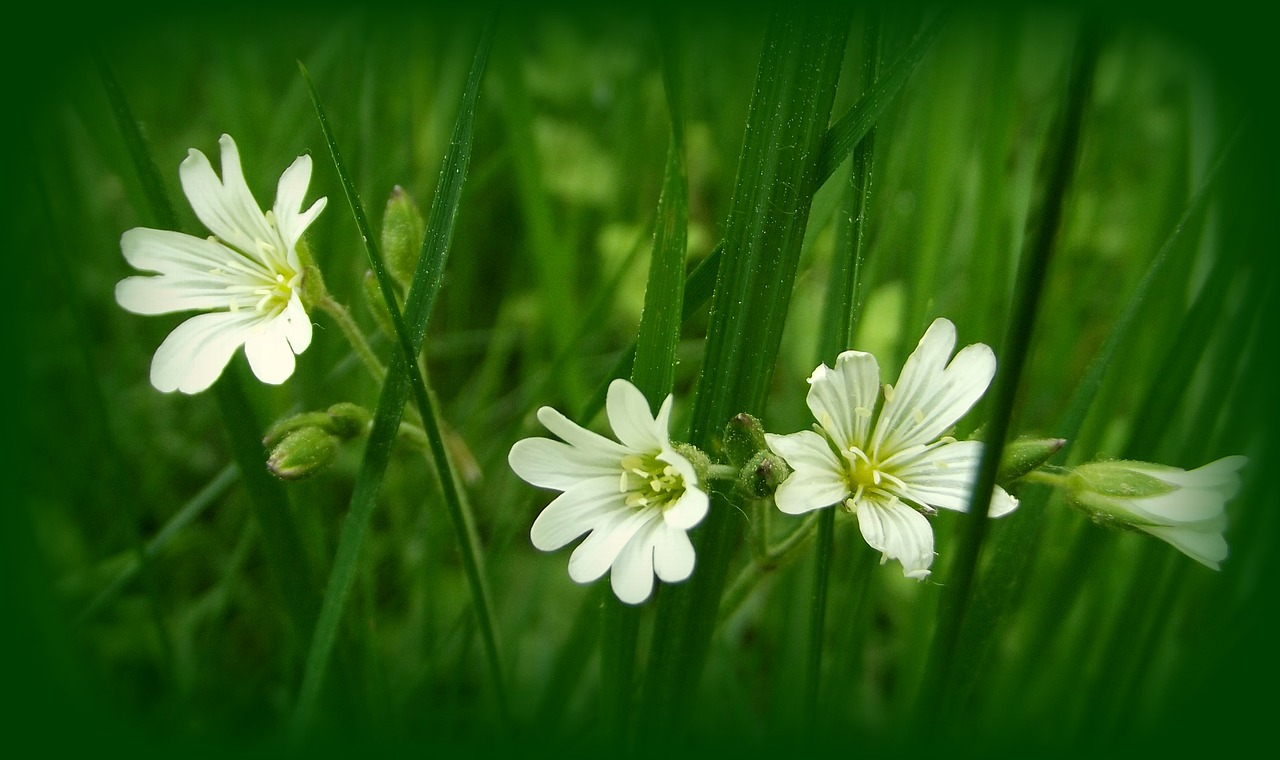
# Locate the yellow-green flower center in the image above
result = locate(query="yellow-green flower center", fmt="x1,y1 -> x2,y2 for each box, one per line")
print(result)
619,453 -> 686,511
840,447 -> 906,511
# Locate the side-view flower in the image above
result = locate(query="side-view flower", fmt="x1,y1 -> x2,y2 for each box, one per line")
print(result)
1064,455 -> 1246,570
116,134 -> 327,394
765,317 -> 1018,579
508,379 -> 709,604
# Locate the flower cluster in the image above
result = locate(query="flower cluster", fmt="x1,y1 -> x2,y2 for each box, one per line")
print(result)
116,134 -> 326,394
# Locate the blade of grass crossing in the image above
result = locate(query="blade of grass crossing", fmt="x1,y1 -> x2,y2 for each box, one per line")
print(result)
292,20 -> 502,733
919,23 -> 1101,725
805,8 -> 882,726
575,12 -> 948,425
638,10 -> 850,739
601,17 -> 692,750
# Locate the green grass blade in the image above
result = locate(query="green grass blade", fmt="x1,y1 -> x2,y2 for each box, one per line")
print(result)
920,23 -> 1101,722
639,9 -> 851,738
292,18 -> 502,732
600,18 -> 692,748
76,465 -> 239,626
805,8 -> 882,723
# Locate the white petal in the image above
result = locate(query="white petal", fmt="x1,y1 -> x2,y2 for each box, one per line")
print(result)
179,136 -> 275,256
567,508 -> 657,583
120,228 -> 262,278
652,523 -> 696,583
661,482 -> 709,530
889,440 -> 982,512
1127,487 -> 1228,524
281,294 -> 313,353
766,431 -> 849,514
872,318 -> 996,454
508,438 -> 622,490
987,486 -> 1019,518
1138,524 -> 1228,570
529,477 -> 627,551
535,406 -> 630,459
806,350 -> 880,451
149,311 -> 259,394
243,319 -> 296,385
116,275 -> 237,315
1139,456 -> 1246,495
611,519 -> 661,604
273,153 -> 325,250
856,497 -> 935,579
606,379 -> 666,451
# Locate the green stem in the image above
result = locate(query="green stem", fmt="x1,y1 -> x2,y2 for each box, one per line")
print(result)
315,296 -> 386,382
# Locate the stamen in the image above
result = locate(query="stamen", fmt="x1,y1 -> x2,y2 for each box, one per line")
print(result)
854,406 -> 872,418
912,407 -> 926,424
883,383 -> 895,402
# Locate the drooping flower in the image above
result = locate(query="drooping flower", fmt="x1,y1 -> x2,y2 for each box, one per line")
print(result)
116,134 -> 327,394
508,379 -> 710,604
1064,456 -> 1246,570
765,318 -> 1018,579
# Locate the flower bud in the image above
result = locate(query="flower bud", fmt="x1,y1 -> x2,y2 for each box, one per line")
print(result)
267,426 -> 340,480
997,436 -> 1067,485
1064,455 -> 1246,570
325,402 -> 372,439
381,185 -> 425,288
738,449 -> 791,498
723,413 -> 770,468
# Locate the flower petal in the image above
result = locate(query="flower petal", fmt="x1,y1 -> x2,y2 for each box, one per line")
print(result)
611,519 -> 661,604
243,319 -> 296,385
567,507 -> 657,583
149,311 -> 259,394
652,523 -> 696,583
273,153 -> 326,251
508,437 -> 621,490
120,228 -> 263,278
607,378 -> 666,451
766,431 -> 848,514
872,318 -> 995,454
535,406 -> 630,459
1138,524 -> 1228,570
887,440 -> 1016,516
179,137 -> 275,257
281,293 -> 313,354
116,275 -> 241,316
806,350 -> 880,451
661,481 -> 709,530
529,477 -> 627,551
856,497 -> 935,579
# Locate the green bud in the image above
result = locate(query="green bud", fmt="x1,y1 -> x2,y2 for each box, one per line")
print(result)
325,402 -> 372,440
381,185 -> 425,288
362,269 -> 400,341
295,237 -> 330,311
263,411 -> 334,448
737,449 -> 791,498
997,436 -> 1067,485
267,426 -> 340,480
723,413 -> 770,468
672,442 -> 712,484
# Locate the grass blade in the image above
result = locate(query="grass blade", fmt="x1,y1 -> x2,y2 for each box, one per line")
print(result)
292,18 -> 502,732
638,9 -> 851,738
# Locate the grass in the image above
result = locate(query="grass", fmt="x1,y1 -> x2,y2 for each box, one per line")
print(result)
7,1 -> 1278,756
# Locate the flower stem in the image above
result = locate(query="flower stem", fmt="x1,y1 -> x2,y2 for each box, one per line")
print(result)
315,296 -> 386,382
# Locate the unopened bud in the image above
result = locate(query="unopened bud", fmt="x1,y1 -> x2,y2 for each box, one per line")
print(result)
723,413 -> 769,468
997,436 -> 1067,485
325,402 -> 372,439
381,185 -> 425,288
267,426 -> 340,480
738,449 -> 791,498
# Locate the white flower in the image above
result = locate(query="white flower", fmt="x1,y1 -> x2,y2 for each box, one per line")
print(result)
765,318 -> 1018,579
1066,456 -> 1246,570
116,134 -> 327,394
508,379 -> 710,604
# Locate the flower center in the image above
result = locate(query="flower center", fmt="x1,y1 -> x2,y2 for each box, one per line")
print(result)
840,447 -> 906,511
619,453 -> 686,511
